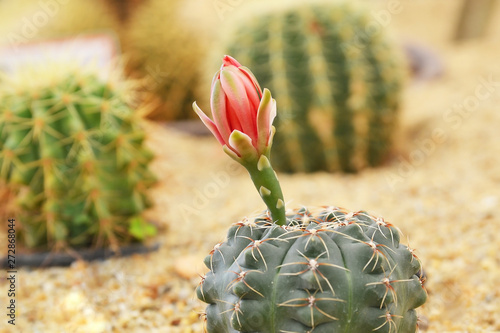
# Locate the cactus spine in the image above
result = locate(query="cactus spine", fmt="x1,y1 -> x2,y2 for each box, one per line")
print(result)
221,1 -> 405,173
0,64 -> 156,249
198,207 -> 427,332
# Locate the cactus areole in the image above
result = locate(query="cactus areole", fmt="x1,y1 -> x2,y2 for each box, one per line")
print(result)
193,56 -> 426,332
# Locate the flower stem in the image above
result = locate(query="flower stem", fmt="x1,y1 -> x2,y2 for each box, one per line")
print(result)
242,155 -> 286,225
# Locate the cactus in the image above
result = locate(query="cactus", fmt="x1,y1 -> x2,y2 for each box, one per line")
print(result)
126,0 -> 217,121
219,1 -> 405,173
197,207 -> 426,332
0,63 -> 156,249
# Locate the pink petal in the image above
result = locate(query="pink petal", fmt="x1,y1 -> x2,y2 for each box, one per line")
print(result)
210,79 -> 232,145
211,69 -> 221,93
238,66 -> 263,121
238,68 -> 261,118
222,55 -> 242,68
192,102 -> 225,146
239,66 -> 263,97
220,67 -> 258,143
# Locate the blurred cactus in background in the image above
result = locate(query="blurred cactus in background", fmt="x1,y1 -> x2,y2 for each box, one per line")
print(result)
125,0 -> 217,121
215,1 -> 406,173
0,0 -> 121,47
0,63 -> 157,250
102,0 -> 145,23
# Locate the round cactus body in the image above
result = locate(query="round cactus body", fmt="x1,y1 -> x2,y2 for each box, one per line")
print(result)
198,207 -> 426,332
0,64 -> 156,249
220,1 -> 405,173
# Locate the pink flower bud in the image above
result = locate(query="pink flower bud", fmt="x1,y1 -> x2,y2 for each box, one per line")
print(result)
193,55 -> 276,160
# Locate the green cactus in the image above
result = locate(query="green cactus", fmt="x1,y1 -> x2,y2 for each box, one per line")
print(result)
0,64 -> 156,249
197,207 -> 426,332
220,1 -> 405,173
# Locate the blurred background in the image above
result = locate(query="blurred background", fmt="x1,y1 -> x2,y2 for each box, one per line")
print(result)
0,0 -> 499,332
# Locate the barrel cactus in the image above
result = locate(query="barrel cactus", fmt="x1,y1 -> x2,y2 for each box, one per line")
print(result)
126,0 -> 217,120
218,1 -> 405,173
0,63 -> 156,249
193,55 -> 426,332
199,207 -> 426,332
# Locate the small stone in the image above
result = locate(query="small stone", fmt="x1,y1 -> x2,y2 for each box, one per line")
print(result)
62,290 -> 86,313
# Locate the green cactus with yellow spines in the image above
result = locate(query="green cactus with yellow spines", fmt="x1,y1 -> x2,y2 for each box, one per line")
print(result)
220,1 -> 405,173
0,63 -> 156,249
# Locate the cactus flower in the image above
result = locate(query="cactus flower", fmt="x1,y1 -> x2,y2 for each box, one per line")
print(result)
193,55 -> 285,225
193,55 -> 276,161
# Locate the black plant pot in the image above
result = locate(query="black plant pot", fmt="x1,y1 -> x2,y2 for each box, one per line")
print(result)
1,242 -> 160,268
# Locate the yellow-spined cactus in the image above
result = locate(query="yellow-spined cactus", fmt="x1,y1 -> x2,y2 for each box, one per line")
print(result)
125,0 -> 218,121
0,62 -> 156,250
